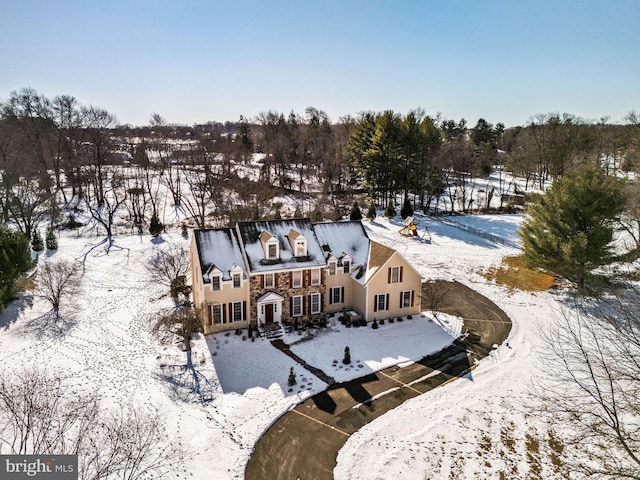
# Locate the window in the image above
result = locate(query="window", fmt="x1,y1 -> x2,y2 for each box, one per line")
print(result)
264,273 -> 275,288
268,243 -> 277,259
310,268 -> 321,286
374,293 -> 389,312
292,270 -> 302,288
329,286 -> 344,305
211,276 -> 221,291
310,293 -> 321,314
292,295 -> 303,317
295,241 -> 306,256
232,301 -> 244,322
328,261 -> 337,276
232,273 -> 241,288
211,304 -> 222,324
389,266 -> 403,284
343,260 -> 351,274
400,290 -> 414,308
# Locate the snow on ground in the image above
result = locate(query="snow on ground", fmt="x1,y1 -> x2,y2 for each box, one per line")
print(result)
0,212 -> 570,479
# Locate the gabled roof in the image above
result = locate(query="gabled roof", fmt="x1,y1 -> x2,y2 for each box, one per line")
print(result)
362,240 -> 396,284
236,218 -> 326,273
313,221 -> 369,267
193,228 -> 247,282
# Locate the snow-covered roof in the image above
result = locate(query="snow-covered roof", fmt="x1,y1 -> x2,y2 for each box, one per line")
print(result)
193,228 -> 247,282
313,221 -> 371,283
236,218 -> 326,273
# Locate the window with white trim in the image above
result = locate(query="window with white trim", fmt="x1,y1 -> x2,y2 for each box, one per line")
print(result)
292,295 -> 303,317
310,293 -> 321,314
389,266 -> 401,283
292,270 -> 302,288
310,268 -> 320,286
211,276 -> 221,291
328,260 -> 336,276
233,273 -> 242,288
343,260 -> 351,274
264,273 -> 275,288
375,293 -> 389,312
211,304 -> 222,324
400,290 -> 413,308
329,286 -> 344,305
295,240 -> 306,256
268,243 -> 278,259
232,301 -> 244,321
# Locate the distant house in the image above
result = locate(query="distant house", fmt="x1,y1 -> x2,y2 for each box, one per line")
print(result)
191,219 -> 422,334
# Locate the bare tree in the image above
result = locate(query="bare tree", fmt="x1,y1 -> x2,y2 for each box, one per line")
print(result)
147,243 -> 190,299
35,260 -> 80,320
0,367 -> 186,479
421,280 -> 448,318
534,290 -> 640,478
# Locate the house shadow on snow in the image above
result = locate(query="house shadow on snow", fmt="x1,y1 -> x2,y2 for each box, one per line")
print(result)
0,294 -> 34,331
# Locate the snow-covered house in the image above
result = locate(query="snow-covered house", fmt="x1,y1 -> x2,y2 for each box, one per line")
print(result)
191,219 -> 422,334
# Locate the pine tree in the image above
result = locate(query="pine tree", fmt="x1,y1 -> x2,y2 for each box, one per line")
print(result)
149,212 -> 163,238
384,202 -> 396,219
520,166 -> 627,287
31,228 -> 44,252
46,227 -> 58,250
181,223 -> 188,238
366,204 -> 376,221
287,367 -> 297,387
349,201 -> 362,221
342,346 -> 351,365
401,197 -> 414,219
0,227 -> 34,311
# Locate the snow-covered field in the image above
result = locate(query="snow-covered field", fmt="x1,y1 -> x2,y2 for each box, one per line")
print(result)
0,212 -> 568,479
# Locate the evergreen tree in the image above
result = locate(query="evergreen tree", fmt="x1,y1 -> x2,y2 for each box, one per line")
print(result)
31,228 -> 44,252
181,223 -> 189,238
400,197 -> 414,219
149,212 -> 163,238
349,201 -> 362,221
366,203 -> 376,221
0,227 -> 34,311
287,367 -> 297,387
520,166 -> 627,287
46,227 -> 58,250
384,202 -> 396,219
342,346 -> 351,365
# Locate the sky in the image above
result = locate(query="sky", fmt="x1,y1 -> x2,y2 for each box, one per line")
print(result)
1,0 -> 639,127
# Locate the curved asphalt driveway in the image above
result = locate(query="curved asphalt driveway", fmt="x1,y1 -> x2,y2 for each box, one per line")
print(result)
245,281 -> 512,480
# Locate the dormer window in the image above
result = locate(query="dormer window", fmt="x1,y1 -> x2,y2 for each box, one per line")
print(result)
260,231 -> 280,260
211,275 -> 221,290
328,259 -> 337,276
268,243 -> 278,259
289,229 -> 307,257
343,259 -> 351,274
233,273 -> 241,288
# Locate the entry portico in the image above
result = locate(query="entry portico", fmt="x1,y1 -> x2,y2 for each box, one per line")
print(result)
257,291 -> 284,325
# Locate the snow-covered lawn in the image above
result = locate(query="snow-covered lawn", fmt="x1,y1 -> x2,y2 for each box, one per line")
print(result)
0,213 -> 571,479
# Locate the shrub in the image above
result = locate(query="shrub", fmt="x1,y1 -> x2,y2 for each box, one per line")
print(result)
181,223 -> 188,238
46,227 -> 58,250
372,319 -> 379,329
149,213 -> 163,237
384,203 -> 396,219
343,346 -> 351,365
31,228 -> 44,252
366,204 -> 377,221
288,367 -> 297,387
349,201 -> 362,221
401,197 -> 414,219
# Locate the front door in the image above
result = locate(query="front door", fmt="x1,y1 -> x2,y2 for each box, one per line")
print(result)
265,303 -> 274,323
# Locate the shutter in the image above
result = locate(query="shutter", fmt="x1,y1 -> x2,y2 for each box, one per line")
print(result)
329,288 -> 333,305
400,266 -> 404,282
261,274 -> 265,289
411,290 -> 414,307
303,270 -> 308,287
400,292 -> 403,308
290,272 -> 293,288
340,286 -> 344,303
290,297 -> 293,317
385,294 -> 389,310
222,303 -> 227,323
388,267 -> 391,284
321,267 -> 325,284
320,294 -> 324,312
208,305 -> 213,325
243,301 -> 247,321
228,303 -> 233,322
374,295 -> 378,312
303,296 -> 306,315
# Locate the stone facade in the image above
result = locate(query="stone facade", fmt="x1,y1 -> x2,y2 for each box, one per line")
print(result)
249,269 -> 326,327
